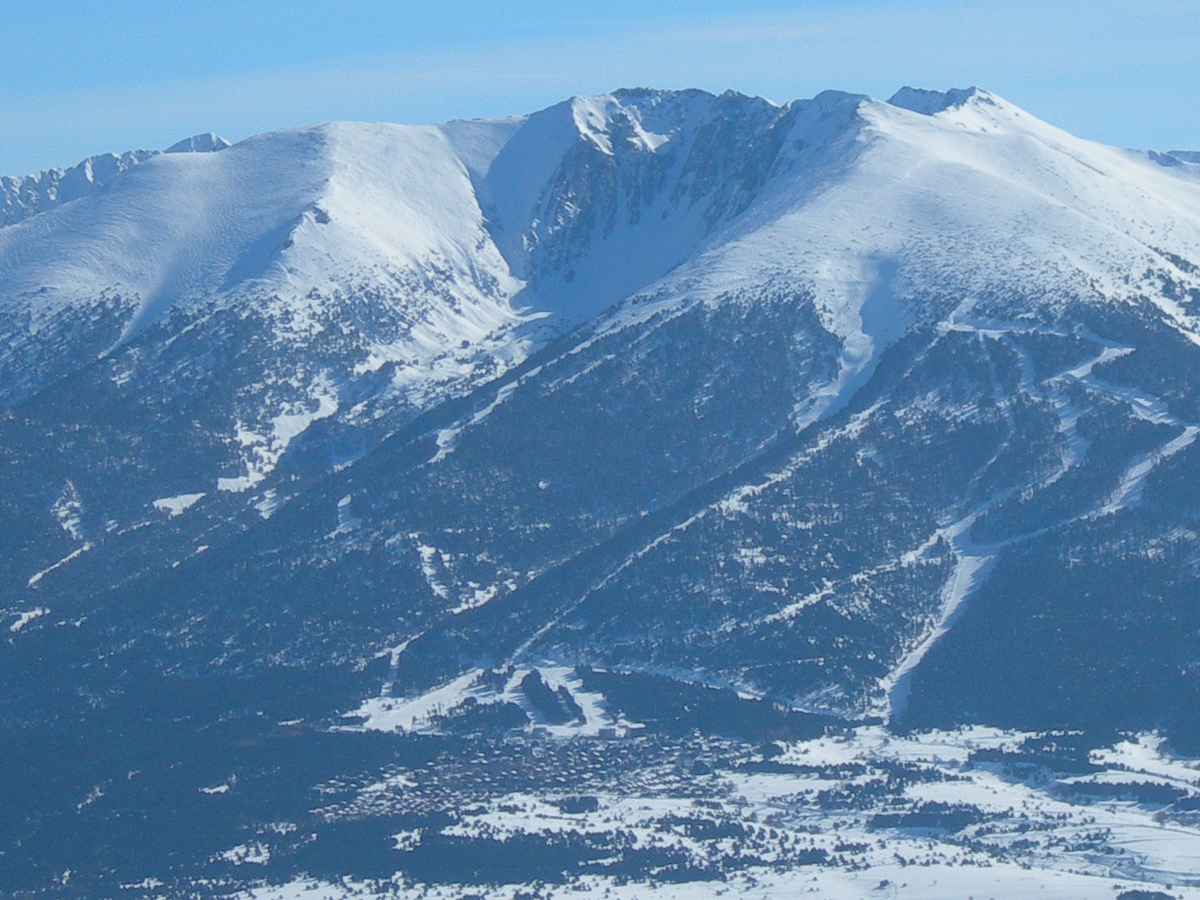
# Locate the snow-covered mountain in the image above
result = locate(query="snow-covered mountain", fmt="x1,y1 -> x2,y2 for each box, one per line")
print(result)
4,86 -> 1200,896
1,148 -> 157,227
0,131 -> 231,228
164,132 -> 232,154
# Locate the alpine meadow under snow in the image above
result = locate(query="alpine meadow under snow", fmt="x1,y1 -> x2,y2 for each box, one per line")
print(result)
3,85 -> 1200,897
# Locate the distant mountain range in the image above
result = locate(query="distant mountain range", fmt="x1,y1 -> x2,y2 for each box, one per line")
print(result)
3,85 -> 1200,896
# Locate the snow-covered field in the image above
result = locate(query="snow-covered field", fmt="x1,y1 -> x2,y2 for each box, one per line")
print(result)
212,724 -> 1200,898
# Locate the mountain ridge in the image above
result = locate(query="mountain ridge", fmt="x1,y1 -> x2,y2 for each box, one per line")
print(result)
5,82 -> 1200,895
4,83 -> 1200,640
0,130 -> 233,228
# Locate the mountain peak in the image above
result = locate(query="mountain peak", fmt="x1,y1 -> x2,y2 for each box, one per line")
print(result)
164,132 -> 231,154
887,85 -> 990,115
802,89 -> 869,112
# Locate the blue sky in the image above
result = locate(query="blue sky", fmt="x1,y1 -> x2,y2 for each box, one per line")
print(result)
2,0 -> 1196,174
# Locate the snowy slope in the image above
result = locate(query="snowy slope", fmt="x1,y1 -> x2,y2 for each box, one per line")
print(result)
313,88 -> 1200,732
0,122 -> 521,338
0,132 -> 231,227
5,85 -> 1197,402
164,132 -> 232,154
0,148 -> 157,227
595,86 -> 1200,429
